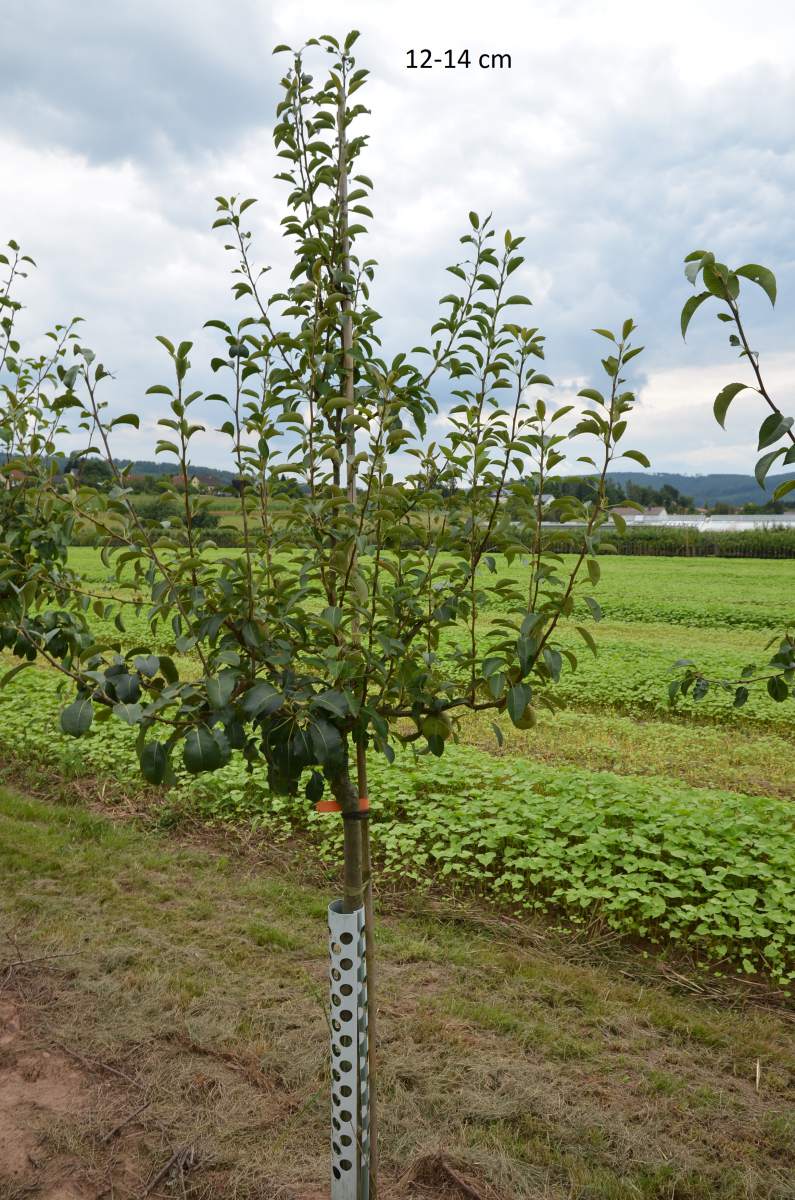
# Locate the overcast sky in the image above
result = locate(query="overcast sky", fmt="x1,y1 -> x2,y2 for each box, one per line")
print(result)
2,0 -> 794,477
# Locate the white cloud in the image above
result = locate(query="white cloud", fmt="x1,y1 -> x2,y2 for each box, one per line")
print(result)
2,0 -> 794,474
629,354 -> 795,474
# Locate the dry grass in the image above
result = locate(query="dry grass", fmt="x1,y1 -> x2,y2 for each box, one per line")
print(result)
457,708 -> 795,801
0,783 -> 793,1199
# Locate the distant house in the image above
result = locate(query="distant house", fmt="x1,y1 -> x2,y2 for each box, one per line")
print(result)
611,505 -> 644,521
170,470 -> 221,493
645,506 -> 668,518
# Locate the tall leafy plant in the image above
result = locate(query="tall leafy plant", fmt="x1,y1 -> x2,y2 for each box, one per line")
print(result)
675,251 -> 794,708
0,33 -> 647,1189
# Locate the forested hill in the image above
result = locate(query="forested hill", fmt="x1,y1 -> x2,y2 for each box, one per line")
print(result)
111,460 -> 235,483
106,462 -> 795,507
606,471 -> 795,508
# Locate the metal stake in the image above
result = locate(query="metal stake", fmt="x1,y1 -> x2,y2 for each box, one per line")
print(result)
328,900 -> 370,1199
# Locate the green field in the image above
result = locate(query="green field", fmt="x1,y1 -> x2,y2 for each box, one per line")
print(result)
1,550 -> 793,983
2,555 -> 794,1197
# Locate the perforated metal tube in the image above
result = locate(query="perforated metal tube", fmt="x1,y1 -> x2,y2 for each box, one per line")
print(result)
328,900 -> 369,1200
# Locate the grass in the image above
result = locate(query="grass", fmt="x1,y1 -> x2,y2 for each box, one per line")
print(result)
0,783 -> 793,1199
459,707 -> 795,799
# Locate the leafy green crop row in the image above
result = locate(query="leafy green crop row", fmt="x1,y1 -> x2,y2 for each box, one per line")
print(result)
2,668 -> 792,983
60,550 -> 795,730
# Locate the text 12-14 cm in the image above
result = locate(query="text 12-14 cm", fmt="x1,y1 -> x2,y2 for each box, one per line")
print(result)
406,49 -> 512,69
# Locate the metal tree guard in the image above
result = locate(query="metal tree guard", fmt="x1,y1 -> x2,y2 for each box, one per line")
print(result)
328,899 -> 370,1199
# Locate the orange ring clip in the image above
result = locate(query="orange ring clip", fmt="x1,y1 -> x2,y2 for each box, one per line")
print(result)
315,795 -> 370,814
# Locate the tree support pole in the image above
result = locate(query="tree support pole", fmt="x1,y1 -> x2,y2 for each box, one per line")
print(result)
357,741 -> 379,1197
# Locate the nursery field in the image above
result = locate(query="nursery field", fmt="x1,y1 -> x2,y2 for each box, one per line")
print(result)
1,551 -> 794,1198
0,550 -> 793,983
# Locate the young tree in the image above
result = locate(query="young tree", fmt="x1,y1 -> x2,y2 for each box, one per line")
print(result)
675,251 -> 794,710
1,33 -> 648,1194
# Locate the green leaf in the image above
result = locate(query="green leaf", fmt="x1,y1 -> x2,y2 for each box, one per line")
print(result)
140,741 -> 167,785
134,655 -> 160,678
312,689 -> 348,718
110,413 -> 140,429
621,449 -> 650,467
684,250 -> 711,283
713,383 -> 749,429
680,291 -> 710,339
158,656 -> 178,683
736,264 -> 776,306
584,596 -> 602,622
0,661 -> 34,687
306,770 -> 324,803
754,447 -> 786,487
757,413 -> 793,450
543,647 -> 562,681
60,697 -> 94,737
309,719 -> 345,770
427,734 -> 445,757
767,675 -> 788,702
207,671 -> 236,709
507,682 -> 532,726
772,478 -> 795,502
184,725 -> 223,773
113,702 -> 143,725
240,680 -> 283,717
575,626 -> 597,656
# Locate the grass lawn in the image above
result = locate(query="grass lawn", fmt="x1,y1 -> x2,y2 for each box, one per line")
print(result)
0,783 -> 793,1199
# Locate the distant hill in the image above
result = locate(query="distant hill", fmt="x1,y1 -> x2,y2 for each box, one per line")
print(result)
116,465 -> 795,506
114,460 -> 235,483
606,472 -> 795,508
13,456 -> 789,507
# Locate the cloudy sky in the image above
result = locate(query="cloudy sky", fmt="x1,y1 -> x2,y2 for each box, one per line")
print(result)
2,0 -> 794,477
